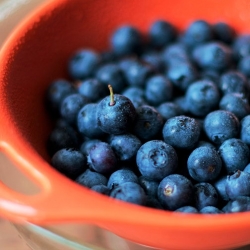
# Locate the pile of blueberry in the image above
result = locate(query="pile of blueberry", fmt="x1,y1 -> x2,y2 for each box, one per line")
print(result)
45,19 -> 250,214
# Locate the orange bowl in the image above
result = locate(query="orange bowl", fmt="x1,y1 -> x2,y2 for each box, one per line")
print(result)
1,0 -> 250,249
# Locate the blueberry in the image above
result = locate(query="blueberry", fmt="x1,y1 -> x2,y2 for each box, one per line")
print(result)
238,55 -> 250,77
199,206 -> 223,214
107,169 -> 139,189
77,103 -> 106,139
51,148 -> 87,179
243,163 -> 250,174
213,176 -> 230,201
185,79 -> 220,117
182,20 -> 213,48
213,22 -> 235,44
140,50 -> 164,72
156,102 -> 182,121
149,20 -> 176,48
76,169 -> 108,188
194,182 -> 219,210
162,115 -> 201,149
145,75 -> 173,106
110,25 -> 142,56
96,86 -> 136,135
79,139 -> 102,155
203,110 -> 240,145
121,86 -> 147,109
173,96 -> 189,114
45,79 -> 76,115
138,176 -> 159,197
187,146 -> 222,182
166,61 -> 198,91
174,206 -> 198,213
68,49 -> 100,80
133,105 -> 164,141
240,115 -> 250,145
196,140 -> 216,150
219,70 -> 248,97
222,196 -> 250,213
87,142 -> 118,174
145,196 -> 164,209
225,170 -> 250,199
136,140 -> 178,181
192,42 -> 232,72
157,174 -> 194,210
95,63 -> 127,93
60,93 -> 90,125
200,69 -> 220,84
109,133 -> 142,161
110,182 -> 146,205
219,93 -> 250,120
77,79 -> 106,102
218,138 -> 249,174
232,34 -> 250,61
91,184 -> 110,195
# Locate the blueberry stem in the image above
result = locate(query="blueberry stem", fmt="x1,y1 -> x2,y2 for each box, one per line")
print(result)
108,84 -> 115,106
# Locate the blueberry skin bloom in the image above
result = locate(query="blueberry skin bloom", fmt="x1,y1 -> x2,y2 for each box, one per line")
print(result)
110,182 -> 146,205
96,94 -> 136,135
51,148 -> 87,179
109,133 -> 142,161
225,170 -> 250,199
219,93 -> 250,120
199,206 -> 223,214
203,110 -> 240,145
185,79 -> 220,117
194,182 -> 219,210
241,115 -> 250,145
145,75 -> 173,106
157,174 -> 194,210
162,115 -> 201,149
174,206 -> 198,213
222,196 -> 250,213
110,25 -> 142,56
187,146 -> 222,182
87,142 -> 117,174
213,176 -> 230,201
156,102 -> 182,121
218,138 -> 249,174
68,49 -> 100,80
136,140 -> 178,181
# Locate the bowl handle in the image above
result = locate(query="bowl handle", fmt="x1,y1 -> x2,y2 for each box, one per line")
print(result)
0,141 -> 116,224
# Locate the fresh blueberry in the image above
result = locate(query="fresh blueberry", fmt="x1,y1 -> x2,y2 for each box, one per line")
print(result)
194,182 -> 219,210
219,93 -> 250,120
109,133 -> 142,161
145,75 -> 173,106
96,87 -> 136,135
107,169 -> 139,189
110,25 -> 142,56
174,206 -> 198,213
196,140 -> 216,149
60,93 -> 90,125
136,140 -> 178,181
156,102 -> 182,121
199,206 -> 223,214
200,69 -> 220,84
95,63 -> 127,93
91,184 -> 110,195
149,20 -> 176,48
225,170 -> 250,199
77,79 -> 106,102
100,50 -> 116,63
173,96 -> 190,114
110,182 -> 146,205
138,176 -> 159,198
140,50 -> 164,72
77,103 -> 106,139
162,115 -> 201,149
79,139 -> 102,155
76,169 -> 108,188
238,55 -> 250,77
157,174 -> 194,210
243,163 -> 250,174
87,142 -> 117,174
68,49 -> 101,80
213,22 -> 235,44
240,115 -> 250,145
213,176 -> 230,201
203,110 -> 240,145
185,79 -> 220,117
145,196 -> 164,209
45,79 -> 76,115
232,34 -> 250,61
192,42 -> 233,72
121,86 -> 147,109
218,138 -> 249,174
133,105 -> 164,141
187,146 -> 222,182
51,148 -> 87,179
222,196 -> 250,213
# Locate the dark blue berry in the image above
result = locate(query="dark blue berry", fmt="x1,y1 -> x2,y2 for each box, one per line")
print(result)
232,34 -> 250,61
213,22 -> 235,44
174,206 -> 198,213
141,50 -> 164,72
91,184 -> 110,195
157,174 -> 194,210
203,110 -> 240,145
243,163 -> 250,174
240,115 -> 250,145
213,176 -> 230,201
138,176 -> 159,198
222,196 -> 250,213
80,139 -> 102,155
156,102 -> 182,121
238,55 -> 250,77
199,206 -> 223,214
